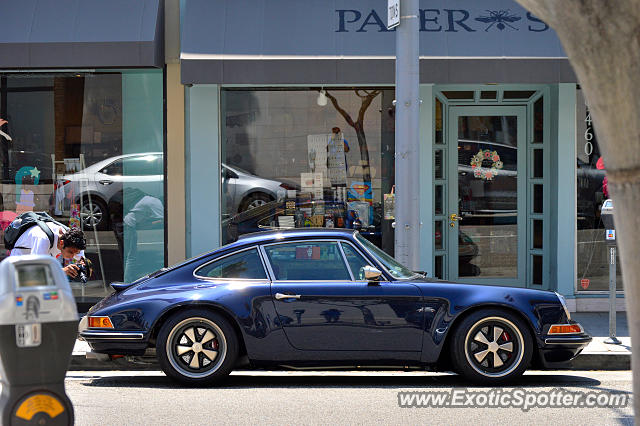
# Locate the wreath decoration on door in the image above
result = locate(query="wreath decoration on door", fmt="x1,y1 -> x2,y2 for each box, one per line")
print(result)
470,149 -> 503,181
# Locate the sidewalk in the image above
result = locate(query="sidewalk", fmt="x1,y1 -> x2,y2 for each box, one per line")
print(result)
70,312 -> 631,371
569,312 -> 631,370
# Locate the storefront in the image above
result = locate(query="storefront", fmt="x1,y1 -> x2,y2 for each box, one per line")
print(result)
179,0 -> 621,311
0,0 -> 619,313
0,1 -> 165,310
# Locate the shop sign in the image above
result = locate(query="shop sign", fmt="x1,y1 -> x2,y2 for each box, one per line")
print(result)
387,0 -> 400,30
337,8 -> 549,33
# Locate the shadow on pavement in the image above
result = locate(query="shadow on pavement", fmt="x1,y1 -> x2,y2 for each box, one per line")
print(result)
79,372 -> 602,390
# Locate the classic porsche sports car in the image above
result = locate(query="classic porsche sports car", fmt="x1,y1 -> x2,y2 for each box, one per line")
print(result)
79,229 -> 591,385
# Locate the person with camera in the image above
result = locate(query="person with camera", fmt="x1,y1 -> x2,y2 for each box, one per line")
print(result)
10,224 -> 87,279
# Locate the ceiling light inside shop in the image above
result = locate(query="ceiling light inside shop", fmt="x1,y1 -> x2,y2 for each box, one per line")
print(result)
317,89 -> 327,106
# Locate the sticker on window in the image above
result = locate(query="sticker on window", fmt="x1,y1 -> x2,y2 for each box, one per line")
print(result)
295,246 -> 321,260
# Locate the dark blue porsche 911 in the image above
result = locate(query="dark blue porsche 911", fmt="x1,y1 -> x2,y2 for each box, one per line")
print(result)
79,229 -> 591,385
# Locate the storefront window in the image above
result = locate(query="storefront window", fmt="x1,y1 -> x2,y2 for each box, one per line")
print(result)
0,71 -> 164,308
576,89 -> 622,291
222,88 -> 395,254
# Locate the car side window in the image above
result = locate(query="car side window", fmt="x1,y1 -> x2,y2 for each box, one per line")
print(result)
340,242 -> 371,281
196,248 -> 267,280
102,159 -> 123,176
263,241 -> 350,281
122,155 -> 162,176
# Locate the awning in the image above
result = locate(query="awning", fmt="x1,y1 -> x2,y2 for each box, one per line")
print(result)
181,0 -> 575,85
0,0 -> 163,69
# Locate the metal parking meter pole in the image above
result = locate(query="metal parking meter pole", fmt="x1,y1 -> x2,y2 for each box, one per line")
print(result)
392,0 -> 421,270
601,199 -> 621,345
0,255 -> 78,425
605,245 -> 621,345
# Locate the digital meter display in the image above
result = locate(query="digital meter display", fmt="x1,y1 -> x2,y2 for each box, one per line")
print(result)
15,264 -> 53,288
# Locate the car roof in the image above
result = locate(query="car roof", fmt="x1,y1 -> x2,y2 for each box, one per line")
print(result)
234,228 -> 357,246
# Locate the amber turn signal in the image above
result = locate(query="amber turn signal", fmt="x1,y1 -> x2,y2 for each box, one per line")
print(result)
88,316 -> 114,328
548,324 -> 583,334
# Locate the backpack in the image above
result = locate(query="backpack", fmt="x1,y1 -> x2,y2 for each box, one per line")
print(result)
4,211 -> 68,251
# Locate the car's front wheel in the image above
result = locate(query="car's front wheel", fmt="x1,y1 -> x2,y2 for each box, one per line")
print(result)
451,309 -> 533,384
157,309 -> 238,385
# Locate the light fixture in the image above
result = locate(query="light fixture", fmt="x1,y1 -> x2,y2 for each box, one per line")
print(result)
317,88 -> 327,106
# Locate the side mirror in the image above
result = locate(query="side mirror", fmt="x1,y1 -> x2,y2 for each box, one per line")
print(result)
363,265 -> 382,281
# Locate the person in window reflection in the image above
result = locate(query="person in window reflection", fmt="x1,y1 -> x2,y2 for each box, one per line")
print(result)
0,118 -> 11,141
109,188 -> 163,283
596,157 -> 608,198
327,127 -> 350,187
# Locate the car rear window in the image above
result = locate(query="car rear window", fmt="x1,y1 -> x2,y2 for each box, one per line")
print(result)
196,248 -> 267,280
263,241 -> 350,281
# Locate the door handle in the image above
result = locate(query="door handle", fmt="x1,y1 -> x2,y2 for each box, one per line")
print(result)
99,180 -> 113,185
275,293 -> 301,300
449,213 -> 463,227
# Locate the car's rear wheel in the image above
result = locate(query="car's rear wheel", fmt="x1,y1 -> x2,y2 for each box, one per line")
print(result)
451,309 -> 532,384
157,310 -> 238,385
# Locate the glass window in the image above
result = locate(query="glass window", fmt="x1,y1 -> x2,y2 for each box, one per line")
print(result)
123,154 -> 163,176
576,89 -> 622,291
533,97 -> 544,143
221,88 -> 396,256
435,98 -> 443,144
102,159 -> 123,176
341,242 -> 371,280
503,90 -> 536,100
442,91 -> 474,100
355,233 -> 418,280
196,249 -> 267,280
480,91 -> 497,100
264,241 -> 350,281
0,71 -> 164,308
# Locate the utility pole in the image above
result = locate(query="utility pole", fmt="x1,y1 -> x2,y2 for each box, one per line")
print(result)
393,0 -> 420,269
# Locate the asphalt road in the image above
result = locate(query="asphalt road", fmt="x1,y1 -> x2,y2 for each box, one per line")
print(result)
63,370 -> 633,425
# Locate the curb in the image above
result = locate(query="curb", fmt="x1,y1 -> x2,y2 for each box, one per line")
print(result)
68,353 -> 631,372
569,352 -> 631,370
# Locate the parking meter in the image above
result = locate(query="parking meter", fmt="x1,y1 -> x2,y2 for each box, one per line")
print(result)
600,199 -> 621,345
0,255 -> 77,425
601,199 -> 616,244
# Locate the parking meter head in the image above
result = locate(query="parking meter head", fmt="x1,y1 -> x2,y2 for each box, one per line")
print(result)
0,255 -> 77,328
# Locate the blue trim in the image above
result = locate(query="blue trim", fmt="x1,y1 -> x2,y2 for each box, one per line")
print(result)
185,85 -> 221,258
553,84 -> 577,297
419,85 -> 434,274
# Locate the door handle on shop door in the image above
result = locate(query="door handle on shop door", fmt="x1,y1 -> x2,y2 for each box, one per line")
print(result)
275,293 -> 301,300
449,213 -> 463,227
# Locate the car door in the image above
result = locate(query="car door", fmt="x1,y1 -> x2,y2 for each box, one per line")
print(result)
262,240 -> 425,353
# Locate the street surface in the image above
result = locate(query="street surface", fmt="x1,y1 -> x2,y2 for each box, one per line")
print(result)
64,370 -> 633,425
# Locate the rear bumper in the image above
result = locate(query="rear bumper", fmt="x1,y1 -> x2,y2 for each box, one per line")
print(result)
538,334 -> 592,367
80,329 -> 149,356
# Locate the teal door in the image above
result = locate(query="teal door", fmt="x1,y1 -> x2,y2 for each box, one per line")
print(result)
447,106 -> 527,286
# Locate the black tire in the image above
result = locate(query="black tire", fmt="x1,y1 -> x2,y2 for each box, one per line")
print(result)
238,192 -> 272,213
156,309 -> 239,386
80,197 -> 108,230
451,309 -> 533,384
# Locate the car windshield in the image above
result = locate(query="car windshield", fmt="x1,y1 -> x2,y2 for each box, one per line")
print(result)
355,233 -> 420,280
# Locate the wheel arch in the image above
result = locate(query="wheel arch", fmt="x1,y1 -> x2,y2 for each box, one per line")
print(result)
149,302 -> 248,359
435,303 -> 540,370
75,191 -> 108,206
237,190 -> 276,212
